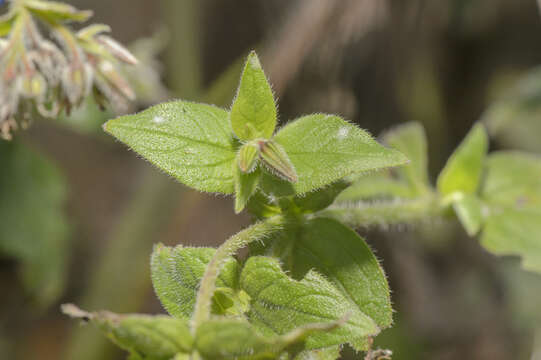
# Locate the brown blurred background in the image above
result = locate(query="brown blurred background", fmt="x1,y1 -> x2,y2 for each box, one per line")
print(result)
2,0 -> 541,359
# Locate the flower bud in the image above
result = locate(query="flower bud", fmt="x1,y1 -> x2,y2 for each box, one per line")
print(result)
258,140 -> 298,183
237,142 -> 259,173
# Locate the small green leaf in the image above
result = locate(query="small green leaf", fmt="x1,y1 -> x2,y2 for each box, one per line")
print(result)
246,192 -> 282,219
104,101 -> 237,194
230,51 -> 277,140
259,139 -> 298,183
383,122 -> 430,194
25,0 -> 93,22
452,193 -> 485,236
240,256 -> 379,350
480,152 -> 541,273
195,318 -> 341,360
293,180 -> 349,213
234,166 -> 260,214
237,142 -> 260,173
62,304 -> 193,359
0,141 -> 69,306
267,218 -> 392,330
261,114 -> 408,196
151,245 -> 239,318
437,123 -> 488,196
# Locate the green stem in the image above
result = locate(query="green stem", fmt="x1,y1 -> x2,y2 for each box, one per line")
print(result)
191,216 -> 283,331
318,196 -> 442,228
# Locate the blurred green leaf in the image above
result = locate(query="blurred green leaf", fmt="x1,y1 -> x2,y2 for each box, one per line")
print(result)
482,66 -> 541,153
437,123 -> 488,196
195,318 -> 340,360
452,193 -> 484,236
230,51 -> 276,141
62,304 -> 192,359
240,256 -> 379,350
383,122 -> 430,194
0,141 -> 69,306
261,114 -> 408,196
481,152 -> 541,273
104,101 -> 237,194
268,218 -> 392,332
151,245 -> 239,318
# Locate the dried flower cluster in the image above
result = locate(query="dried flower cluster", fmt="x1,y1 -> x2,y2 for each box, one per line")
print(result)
0,0 -> 137,139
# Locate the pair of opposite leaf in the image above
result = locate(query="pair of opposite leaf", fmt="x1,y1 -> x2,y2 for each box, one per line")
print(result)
104,51 -> 408,214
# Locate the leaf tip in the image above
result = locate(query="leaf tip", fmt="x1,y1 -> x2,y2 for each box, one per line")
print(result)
61,303 -> 92,321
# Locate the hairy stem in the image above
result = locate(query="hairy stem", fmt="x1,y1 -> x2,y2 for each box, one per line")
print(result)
318,196 -> 442,228
191,216 -> 283,331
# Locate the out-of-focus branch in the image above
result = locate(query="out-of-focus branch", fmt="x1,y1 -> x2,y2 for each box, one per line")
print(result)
263,0 -> 339,95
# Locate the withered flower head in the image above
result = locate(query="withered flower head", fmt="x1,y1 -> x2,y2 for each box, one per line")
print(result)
0,0 -> 137,139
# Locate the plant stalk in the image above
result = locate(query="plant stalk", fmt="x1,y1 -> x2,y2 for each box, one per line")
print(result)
191,216 -> 283,331
318,196 -> 442,228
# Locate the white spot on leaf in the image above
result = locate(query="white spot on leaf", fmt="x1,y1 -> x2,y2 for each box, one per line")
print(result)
337,126 -> 349,139
153,116 -> 165,124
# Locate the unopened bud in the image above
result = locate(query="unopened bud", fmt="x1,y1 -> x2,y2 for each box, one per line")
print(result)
97,35 -> 138,65
237,142 -> 259,173
259,140 -> 298,183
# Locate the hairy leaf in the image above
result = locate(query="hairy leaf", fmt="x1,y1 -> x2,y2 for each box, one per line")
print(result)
292,180 -> 349,213
383,122 -> 430,194
195,318 -> 340,360
230,51 -> 276,140
240,256 -> 380,349
62,304 -> 192,359
234,166 -> 261,213
261,114 -> 408,196
0,141 -> 69,306
437,123 -> 488,196
104,101 -> 237,194
481,152 -> 541,273
151,245 -> 239,318
268,218 -> 392,330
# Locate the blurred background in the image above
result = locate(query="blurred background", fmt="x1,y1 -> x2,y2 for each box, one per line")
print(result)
2,0 -> 541,359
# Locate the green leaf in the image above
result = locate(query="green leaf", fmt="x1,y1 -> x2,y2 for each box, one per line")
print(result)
104,101 -> 237,194
195,318 -> 340,360
267,218 -> 392,330
246,192 -> 282,219
295,346 -> 340,360
25,0 -> 93,22
480,152 -> 541,273
437,123 -> 488,196
293,180 -> 349,213
239,256 -> 380,350
234,165 -> 261,214
452,193 -> 485,236
151,245 -> 239,318
62,304 -> 192,359
0,141 -> 69,306
383,122 -> 430,194
261,114 -> 408,196
482,209 -> 541,273
230,51 -> 277,140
